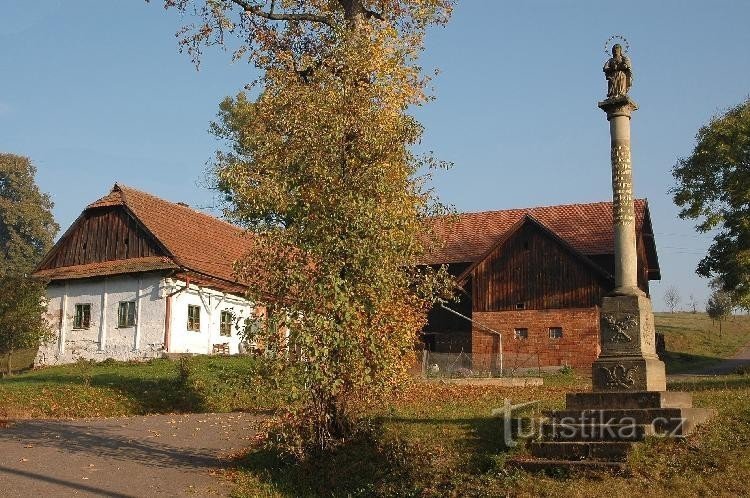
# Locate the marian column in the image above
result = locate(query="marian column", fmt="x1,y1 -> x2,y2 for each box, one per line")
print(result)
593,43 -> 666,392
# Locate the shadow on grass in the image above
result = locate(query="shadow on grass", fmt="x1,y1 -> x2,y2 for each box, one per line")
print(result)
0,362 -> 207,414
662,351 -> 724,374
236,415 -> 529,497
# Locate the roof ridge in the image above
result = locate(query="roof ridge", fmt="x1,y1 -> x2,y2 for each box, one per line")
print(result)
113,183 -> 246,234
435,198 -> 647,218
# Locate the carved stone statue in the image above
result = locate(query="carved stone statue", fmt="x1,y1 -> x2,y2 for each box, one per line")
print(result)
603,44 -> 632,98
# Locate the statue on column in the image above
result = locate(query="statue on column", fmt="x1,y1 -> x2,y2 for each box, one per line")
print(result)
603,43 -> 632,98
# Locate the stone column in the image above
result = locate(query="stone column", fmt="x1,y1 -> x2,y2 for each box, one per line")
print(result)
602,97 -> 639,295
593,95 -> 666,393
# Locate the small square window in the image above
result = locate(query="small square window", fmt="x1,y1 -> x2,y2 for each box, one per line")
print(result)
549,327 -> 563,339
220,310 -> 233,337
515,302 -> 526,310
118,301 -> 137,328
73,304 -> 91,329
514,328 -> 528,340
187,305 -> 201,331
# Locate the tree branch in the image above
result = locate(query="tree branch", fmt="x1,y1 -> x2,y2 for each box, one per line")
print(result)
230,0 -> 333,27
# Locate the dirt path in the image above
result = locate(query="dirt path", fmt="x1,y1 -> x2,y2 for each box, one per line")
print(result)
0,412 -> 260,497
697,340 -> 750,375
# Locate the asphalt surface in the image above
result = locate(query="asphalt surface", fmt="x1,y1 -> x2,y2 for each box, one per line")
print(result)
0,412 -> 260,497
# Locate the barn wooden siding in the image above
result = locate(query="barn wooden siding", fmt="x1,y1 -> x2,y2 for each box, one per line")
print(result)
38,207 -> 164,269
471,223 -> 611,312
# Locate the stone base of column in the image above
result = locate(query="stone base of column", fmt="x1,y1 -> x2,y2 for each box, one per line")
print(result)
592,356 -> 666,392
592,293 -> 666,392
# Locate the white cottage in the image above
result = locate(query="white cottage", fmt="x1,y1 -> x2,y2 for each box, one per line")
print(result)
33,184 -> 257,365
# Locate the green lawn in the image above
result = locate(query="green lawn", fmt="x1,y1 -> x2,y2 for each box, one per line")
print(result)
655,312 -> 750,373
0,356 -> 290,419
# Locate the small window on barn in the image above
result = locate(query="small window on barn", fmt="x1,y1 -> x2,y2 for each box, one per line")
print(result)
549,327 -> 563,339
515,302 -> 526,310
117,301 -> 136,328
220,310 -> 233,337
514,328 -> 528,340
73,304 -> 91,329
187,305 -> 201,331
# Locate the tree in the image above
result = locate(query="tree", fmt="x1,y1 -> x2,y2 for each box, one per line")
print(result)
157,1 -> 455,456
688,293 -> 699,313
664,285 -> 681,313
0,154 -> 58,375
0,154 -> 58,275
706,288 -> 733,337
672,98 -> 750,307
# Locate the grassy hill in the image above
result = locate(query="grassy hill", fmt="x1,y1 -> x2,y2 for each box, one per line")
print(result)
655,312 -> 750,373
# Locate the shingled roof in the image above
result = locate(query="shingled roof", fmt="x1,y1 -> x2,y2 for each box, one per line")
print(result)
425,199 -> 655,266
35,184 -> 252,288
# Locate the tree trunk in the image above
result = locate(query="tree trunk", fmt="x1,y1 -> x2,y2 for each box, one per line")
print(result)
6,352 -> 11,377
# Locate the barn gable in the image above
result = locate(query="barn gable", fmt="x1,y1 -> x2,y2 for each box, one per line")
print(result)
36,205 -> 169,273
458,215 -> 614,312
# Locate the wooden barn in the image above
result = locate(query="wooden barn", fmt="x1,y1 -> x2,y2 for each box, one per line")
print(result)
423,200 -> 660,371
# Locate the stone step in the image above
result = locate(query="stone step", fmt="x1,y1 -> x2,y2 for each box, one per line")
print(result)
530,441 -> 634,461
540,422 -> 654,441
566,391 -> 694,410
543,407 -> 715,437
506,457 -> 630,475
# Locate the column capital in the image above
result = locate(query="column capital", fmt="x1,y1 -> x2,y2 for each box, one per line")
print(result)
598,95 -> 638,120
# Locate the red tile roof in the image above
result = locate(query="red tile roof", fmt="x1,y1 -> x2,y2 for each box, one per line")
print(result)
425,199 -> 650,265
85,184 -> 252,285
34,257 -> 178,280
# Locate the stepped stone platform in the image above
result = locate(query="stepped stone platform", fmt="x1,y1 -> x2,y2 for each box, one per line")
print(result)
506,390 -> 715,474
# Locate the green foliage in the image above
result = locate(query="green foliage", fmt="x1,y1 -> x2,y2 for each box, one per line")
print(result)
0,153 -> 58,275
672,99 -> 750,306
0,153 -> 58,374
161,0 -> 456,456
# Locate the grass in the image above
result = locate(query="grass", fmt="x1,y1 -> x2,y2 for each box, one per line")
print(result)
232,374 -> 750,497
655,312 -> 750,373
0,356 -> 290,419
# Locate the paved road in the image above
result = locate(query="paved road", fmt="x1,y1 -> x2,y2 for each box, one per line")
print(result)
0,412 -> 260,497
697,340 -> 750,375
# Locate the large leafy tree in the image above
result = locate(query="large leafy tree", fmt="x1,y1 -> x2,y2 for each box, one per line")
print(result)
672,99 -> 750,307
158,1 -> 454,455
0,154 -> 58,374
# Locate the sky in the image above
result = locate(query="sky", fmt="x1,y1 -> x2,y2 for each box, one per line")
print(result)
1,0 -> 749,311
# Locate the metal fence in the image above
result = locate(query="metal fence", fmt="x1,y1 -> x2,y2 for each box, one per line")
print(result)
421,350 -> 556,378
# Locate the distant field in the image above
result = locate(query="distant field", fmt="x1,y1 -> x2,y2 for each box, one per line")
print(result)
655,312 -> 750,373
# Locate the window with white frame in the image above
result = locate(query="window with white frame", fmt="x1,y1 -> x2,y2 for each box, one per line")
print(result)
187,304 -> 201,331
513,327 -> 528,340
220,310 -> 233,337
118,301 -> 136,328
73,304 -> 91,329
548,327 -> 563,339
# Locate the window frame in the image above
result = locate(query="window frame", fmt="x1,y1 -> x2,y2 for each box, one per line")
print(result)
117,301 -> 137,328
187,304 -> 201,332
513,327 -> 528,340
219,310 -> 233,337
548,327 -> 563,339
73,303 -> 92,330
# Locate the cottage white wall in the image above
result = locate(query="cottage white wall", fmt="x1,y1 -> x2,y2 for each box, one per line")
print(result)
167,279 -> 253,355
36,273 -> 166,365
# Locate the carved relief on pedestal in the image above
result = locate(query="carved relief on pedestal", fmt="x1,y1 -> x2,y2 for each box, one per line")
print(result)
602,313 -> 636,343
598,364 -> 638,390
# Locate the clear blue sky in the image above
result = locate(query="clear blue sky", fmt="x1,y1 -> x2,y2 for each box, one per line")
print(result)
1,1 -> 749,311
